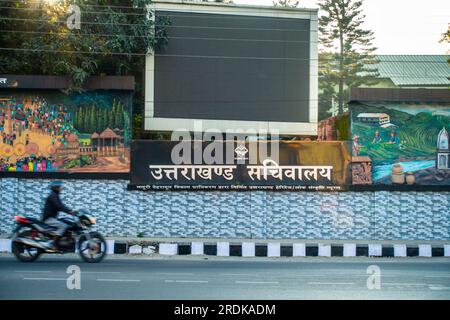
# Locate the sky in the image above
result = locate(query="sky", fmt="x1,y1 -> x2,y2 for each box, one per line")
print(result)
234,0 -> 450,55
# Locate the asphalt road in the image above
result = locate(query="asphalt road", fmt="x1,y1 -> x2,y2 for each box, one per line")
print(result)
0,255 -> 449,300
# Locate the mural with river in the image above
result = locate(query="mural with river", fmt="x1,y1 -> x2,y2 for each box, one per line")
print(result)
351,102 -> 450,185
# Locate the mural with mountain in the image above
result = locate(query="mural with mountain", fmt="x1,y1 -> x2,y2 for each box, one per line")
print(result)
351,102 -> 450,185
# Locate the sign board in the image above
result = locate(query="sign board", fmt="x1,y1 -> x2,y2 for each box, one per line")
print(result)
129,140 -> 350,191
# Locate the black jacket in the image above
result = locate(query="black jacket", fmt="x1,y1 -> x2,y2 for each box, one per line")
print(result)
42,190 -> 71,220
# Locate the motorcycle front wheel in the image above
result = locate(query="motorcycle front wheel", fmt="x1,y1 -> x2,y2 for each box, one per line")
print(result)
78,232 -> 107,263
12,229 -> 43,262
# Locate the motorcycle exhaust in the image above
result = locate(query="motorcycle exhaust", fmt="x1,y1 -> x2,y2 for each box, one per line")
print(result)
14,237 -> 49,250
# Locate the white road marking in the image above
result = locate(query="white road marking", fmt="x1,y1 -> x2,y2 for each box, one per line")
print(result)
82,272 -> 121,274
429,286 -> 450,291
384,283 -> 427,286
308,282 -> 354,285
96,279 -> 140,282
235,281 -> 280,285
425,275 -> 450,278
165,280 -> 208,283
23,278 -> 65,281
15,271 -> 51,273
155,273 -> 194,276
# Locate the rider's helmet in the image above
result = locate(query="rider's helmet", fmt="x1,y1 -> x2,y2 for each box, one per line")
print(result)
49,180 -> 64,192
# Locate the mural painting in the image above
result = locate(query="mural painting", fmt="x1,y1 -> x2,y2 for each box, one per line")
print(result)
0,90 -> 131,173
351,102 -> 450,185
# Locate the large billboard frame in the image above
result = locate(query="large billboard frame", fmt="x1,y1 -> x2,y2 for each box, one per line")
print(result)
143,0 -> 319,136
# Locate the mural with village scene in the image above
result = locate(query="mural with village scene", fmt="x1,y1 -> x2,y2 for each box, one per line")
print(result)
351,102 -> 450,185
0,90 -> 131,173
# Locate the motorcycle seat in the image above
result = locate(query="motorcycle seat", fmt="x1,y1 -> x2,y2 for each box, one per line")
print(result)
25,217 -> 57,232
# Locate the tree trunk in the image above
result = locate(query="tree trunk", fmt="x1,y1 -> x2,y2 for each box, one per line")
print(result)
338,31 -> 344,115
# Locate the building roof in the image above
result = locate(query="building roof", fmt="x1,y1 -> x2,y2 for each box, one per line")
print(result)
99,128 -> 119,139
67,133 -> 78,143
153,0 -> 318,13
349,88 -> 450,103
376,55 -> 450,87
357,113 -> 390,118
91,132 -> 99,139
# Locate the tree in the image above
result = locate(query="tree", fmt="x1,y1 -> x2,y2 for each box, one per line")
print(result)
123,111 -> 131,146
440,25 -> 449,63
318,53 -> 336,120
83,106 -> 90,133
0,0 -> 169,90
198,0 -> 234,3
73,110 -> 79,131
108,108 -> 115,129
102,108 -> 109,131
272,0 -> 300,7
89,104 -> 96,133
97,108 -> 104,132
116,102 -> 124,129
318,0 -> 379,115
440,25 -> 450,44
76,107 -> 84,132
111,99 -> 117,129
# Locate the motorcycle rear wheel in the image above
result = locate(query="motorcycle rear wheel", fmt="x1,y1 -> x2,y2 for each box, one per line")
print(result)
12,229 -> 43,262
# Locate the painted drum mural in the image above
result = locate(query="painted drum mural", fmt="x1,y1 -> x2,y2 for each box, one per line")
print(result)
0,90 -> 131,173
351,102 -> 450,185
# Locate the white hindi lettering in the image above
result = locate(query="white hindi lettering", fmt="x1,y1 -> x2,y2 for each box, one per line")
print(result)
318,167 -> 332,181
303,167 -> 318,181
150,166 -> 163,180
262,159 -> 283,180
284,167 -> 302,180
196,167 -> 213,180
149,163 -> 332,182
180,167 -> 194,180
247,166 -> 261,181
149,165 -> 237,181
165,167 -> 178,180
247,161 -> 333,182
222,167 -> 235,181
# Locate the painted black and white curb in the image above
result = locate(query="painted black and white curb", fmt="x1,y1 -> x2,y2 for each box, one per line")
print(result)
153,242 -> 450,257
1,239 -> 449,258
112,242 -> 450,257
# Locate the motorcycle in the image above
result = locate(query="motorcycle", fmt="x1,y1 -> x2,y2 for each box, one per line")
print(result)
11,210 -> 107,263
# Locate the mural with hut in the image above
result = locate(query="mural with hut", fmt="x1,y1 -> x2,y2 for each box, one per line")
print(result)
0,90 -> 131,173
351,102 -> 450,185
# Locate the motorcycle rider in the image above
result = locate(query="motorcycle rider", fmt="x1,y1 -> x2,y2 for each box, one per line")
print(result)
42,181 -> 76,252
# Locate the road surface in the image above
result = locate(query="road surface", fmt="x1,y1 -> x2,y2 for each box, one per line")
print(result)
0,255 -> 449,299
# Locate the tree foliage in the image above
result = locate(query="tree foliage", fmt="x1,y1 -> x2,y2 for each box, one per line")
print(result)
318,0 -> 378,116
440,25 -> 450,64
440,25 -> 450,44
197,0 -> 234,3
0,0 -> 169,90
272,0 -> 300,7
73,99 -> 126,133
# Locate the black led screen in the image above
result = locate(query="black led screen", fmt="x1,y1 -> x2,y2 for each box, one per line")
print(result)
153,11 -> 311,123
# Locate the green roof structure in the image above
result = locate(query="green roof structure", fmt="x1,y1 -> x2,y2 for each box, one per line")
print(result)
376,55 -> 450,87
